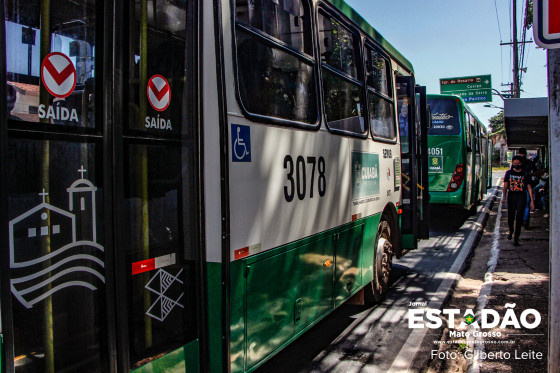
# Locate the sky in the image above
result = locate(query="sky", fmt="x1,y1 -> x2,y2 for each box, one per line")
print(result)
344,0 -> 549,128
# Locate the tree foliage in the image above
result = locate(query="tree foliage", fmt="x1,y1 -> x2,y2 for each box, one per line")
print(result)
489,110 -> 505,134
525,0 -> 533,29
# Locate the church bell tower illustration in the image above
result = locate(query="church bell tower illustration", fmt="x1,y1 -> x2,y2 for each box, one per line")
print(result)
67,166 -> 98,243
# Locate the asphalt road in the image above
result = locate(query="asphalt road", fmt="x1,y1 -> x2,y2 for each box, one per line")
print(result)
255,173 -> 503,373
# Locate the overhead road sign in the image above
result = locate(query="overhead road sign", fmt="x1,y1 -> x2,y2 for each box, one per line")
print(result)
440,75 -> 492,103
534,0 -> 560,49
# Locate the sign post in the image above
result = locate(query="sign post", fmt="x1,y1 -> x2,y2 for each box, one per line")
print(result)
439,75 -> 492,103
535,2 -> 560,370
548,48 -> 560,373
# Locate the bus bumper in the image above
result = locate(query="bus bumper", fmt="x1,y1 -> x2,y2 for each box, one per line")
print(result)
429,190 -> 464,205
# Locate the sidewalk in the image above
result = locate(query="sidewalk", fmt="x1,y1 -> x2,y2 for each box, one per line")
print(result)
426,179 -> 550,373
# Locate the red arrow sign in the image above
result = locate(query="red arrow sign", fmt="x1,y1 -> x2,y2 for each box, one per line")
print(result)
147,75 -> 171,111
41,52 -> 77,98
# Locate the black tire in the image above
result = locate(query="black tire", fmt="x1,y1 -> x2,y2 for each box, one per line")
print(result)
366,217 -> 393,303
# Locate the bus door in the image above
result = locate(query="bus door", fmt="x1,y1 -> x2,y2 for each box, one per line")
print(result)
396,75 -> 429,251
0,1 -> 203,372
415,85 -> 430,240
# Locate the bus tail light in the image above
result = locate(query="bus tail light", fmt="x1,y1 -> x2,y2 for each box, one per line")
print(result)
447,163 -> 465,192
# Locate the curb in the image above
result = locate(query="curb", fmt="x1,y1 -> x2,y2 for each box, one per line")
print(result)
389,183 -> 500,372
466,179 -> 504,373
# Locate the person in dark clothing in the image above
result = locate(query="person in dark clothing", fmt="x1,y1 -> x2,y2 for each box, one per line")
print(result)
503,156 -> 535,246
518,148 -> 537,228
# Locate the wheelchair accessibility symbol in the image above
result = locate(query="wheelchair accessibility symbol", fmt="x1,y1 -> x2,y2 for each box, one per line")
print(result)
231,124 -> 251,162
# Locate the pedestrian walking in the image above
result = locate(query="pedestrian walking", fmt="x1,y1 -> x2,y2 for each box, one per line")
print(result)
518,148 -> 537,229
503,156 -> 535,246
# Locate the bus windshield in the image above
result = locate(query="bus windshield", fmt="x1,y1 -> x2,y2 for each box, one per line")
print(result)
428,98 -> 461,136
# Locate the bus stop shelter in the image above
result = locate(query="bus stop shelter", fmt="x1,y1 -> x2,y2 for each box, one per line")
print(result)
504,97 -> 549,149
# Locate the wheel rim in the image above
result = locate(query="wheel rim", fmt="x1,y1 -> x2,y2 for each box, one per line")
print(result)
376,226 -> 392,286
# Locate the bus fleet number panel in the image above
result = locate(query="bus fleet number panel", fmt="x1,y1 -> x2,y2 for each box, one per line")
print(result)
228,123 -> 399,260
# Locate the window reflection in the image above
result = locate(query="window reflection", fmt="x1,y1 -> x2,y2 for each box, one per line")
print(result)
127,0 -> 190,136
235,0 -> 317,124
397,81 -> 411,153
236,30 -> 316,123
7,138 -> 106,373
5,0 -> 97,128
318,13 -> 358,79
369,93 -> 395,139
322,70 -> 364,133
124,143 -> 198,368
318,10 -> 365,134
236,0 -> 308,53
366,48 -> 389,96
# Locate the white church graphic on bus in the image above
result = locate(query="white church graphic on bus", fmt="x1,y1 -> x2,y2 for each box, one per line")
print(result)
8,166 -> 105,309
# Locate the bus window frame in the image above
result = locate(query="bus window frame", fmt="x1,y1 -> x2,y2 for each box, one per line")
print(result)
469,113 -> 478,153
231,0 -> 322,130
0,6 -> 13,365
476,121 -> 482,154
464,110 -> 472,152
316,3 -> 368,139
395,69 -> 414,155
4,7 -> 103,137
364,41 -> 397,145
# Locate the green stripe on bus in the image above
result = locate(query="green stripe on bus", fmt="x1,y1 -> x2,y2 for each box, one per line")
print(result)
229,214 -> 382,372
206,262 -> 224,373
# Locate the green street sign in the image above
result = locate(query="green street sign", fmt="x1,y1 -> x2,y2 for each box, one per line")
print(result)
453,89 -> 493,103
440,75 -> 492,103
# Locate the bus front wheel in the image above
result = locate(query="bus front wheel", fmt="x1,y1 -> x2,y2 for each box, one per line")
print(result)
367,218 -> 393,303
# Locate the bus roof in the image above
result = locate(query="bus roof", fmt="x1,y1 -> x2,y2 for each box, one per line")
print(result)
427,93 -> 488,131
326,0 -> 414,74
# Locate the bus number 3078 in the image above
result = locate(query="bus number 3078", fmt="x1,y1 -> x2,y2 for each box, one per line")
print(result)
284,155 -> 326,202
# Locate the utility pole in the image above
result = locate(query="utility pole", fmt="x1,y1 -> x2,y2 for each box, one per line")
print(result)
549,47 -> 560,373
532,0 -> 560,370
513,0 -> 521,98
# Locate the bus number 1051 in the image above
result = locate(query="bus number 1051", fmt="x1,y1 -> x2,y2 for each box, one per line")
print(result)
284,155 -> 326,202
428,148 -> 443,156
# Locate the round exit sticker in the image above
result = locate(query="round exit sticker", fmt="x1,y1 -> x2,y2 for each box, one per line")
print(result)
147,74 -> 171,111
41,52 -> 77,98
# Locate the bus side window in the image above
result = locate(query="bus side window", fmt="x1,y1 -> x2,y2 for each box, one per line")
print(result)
478,123 -> 483,154
366,45 -> 395,141
476,123 -> 481,153
318,9 -> 366,135
235,0 -> 318,125
465,111 -> 472,151
471,116 -> 479,153
396,86 -> 411,154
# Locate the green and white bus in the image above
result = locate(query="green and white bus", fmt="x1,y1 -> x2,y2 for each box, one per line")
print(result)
0,0 -> 429,372
427,94 -> 491,210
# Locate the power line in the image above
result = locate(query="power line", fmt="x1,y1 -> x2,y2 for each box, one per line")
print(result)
519,0 -> 529,87
494,0 -> 503,41
494,0 -> 505,84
